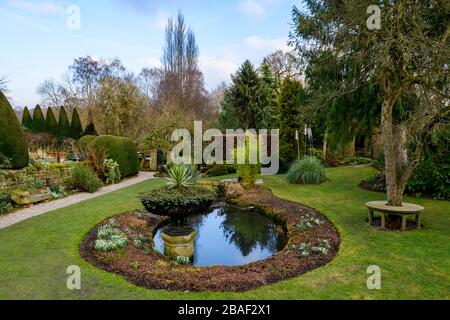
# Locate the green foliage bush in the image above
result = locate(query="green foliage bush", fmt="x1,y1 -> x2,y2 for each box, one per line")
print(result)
91,135 -> 139,178
307,148 -> 324,162
70,108 -> 84,140
44,107 -> 58,136
235,138 -> 261,189
100,159 -> 121,184
407,160 -> 449,200
31,105 -> 45,132
343,157 -> 374,166
21,106 -> 32,129
207,164 -> 234,177
0,193 -> 12,214
0,153 -> 12,169
140,186 -> 215,218
0,91 -> 29,169
361,159 -> 449,200
65,164 -> 102,193
237,162 -> 260,189
287,156 -> 327,185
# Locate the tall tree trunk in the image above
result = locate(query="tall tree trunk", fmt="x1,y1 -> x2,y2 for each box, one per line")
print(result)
381,99 -> 403,206
394,124 -> 408,178
323,131 -> 328,160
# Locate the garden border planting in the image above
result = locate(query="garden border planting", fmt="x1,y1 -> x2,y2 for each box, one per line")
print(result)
80,186 -> 341,292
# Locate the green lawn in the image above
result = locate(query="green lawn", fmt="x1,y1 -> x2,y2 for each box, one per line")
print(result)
0,167 -> 448,300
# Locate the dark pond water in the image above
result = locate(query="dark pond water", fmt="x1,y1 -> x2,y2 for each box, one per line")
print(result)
153,205 -> 288,267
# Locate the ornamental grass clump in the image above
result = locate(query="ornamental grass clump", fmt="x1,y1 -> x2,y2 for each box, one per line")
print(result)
286,156 -> 327,185
166,164 -> 200,189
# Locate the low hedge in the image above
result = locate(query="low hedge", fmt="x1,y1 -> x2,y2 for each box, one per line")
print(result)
91,135 -> 139,178
140,186 -> 215,219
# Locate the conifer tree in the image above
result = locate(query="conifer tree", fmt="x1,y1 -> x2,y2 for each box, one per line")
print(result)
83,109 -> 98,136
31,105 -> 45,132
44,107 -> 58,136
279,77 -> 305,166
57,106 -> 71,138
70,108 -> 84,140
21,106 -> 32,129
0,91 -> 29,168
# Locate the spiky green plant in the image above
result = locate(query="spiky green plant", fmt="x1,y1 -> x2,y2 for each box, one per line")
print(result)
166,164 -> 201,189
286,156 -> 327,185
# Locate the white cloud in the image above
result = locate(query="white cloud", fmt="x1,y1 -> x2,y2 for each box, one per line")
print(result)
238,0 -> 279,19
153,10 -> 169,30
141,57 -> 162,69
0,7 -> 48,31
8,0 -> 65,16
199,55 -> 237,89
238,0 -> 265,18
199,35 -> 290,88
243,36 -> 289,52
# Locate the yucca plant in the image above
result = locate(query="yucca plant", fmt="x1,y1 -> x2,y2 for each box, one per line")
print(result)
286,156 -> 327,185
166,164 -> 201,189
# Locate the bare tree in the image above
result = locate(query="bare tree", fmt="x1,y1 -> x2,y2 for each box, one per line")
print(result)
0,75 -> 9,92
262,50 -> 301,86
159,11 -> 208,117
138,67 -> 162,101
36,79 -> 64,107
70,56 -> 103,103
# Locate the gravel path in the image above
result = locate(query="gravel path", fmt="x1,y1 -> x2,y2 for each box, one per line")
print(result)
0,172 -> 156,230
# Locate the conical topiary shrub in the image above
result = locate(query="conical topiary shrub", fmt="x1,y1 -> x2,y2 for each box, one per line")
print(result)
70,108 -> 84,140
44,107 -> 58,136
31,105 -> 45,132
0,91 -> 29,168
83,109 -> 98,136
21,106 -> 33,129
58,106 -> 71,138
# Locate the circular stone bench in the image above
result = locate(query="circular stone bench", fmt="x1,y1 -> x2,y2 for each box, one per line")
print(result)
365,201 -> 425,231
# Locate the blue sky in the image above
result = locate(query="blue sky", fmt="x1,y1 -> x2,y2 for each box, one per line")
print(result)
0,0 -> 299,107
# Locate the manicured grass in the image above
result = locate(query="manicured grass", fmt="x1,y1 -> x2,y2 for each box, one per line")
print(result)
0,167 -> 448,299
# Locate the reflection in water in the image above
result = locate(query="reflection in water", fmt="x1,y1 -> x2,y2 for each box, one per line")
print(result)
154,206 -> 287,267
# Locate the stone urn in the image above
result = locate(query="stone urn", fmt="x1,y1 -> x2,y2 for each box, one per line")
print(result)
11,188 -> 51,205
161,226 -> 196,260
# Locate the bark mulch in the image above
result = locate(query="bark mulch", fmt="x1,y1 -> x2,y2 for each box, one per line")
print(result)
80,186 -> 341,292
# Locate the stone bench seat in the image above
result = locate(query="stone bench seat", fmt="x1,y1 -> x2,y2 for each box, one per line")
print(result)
365,201 -> 425,231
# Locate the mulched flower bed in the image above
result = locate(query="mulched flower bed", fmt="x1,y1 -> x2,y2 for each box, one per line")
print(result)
80,186 -> 341,292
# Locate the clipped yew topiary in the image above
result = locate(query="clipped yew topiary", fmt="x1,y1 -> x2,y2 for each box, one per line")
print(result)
78,135 -> 96,150
70,108 -> 84,140
58,106 -> 71,138
84,109 -> 98,136
0,91 -> 29,168
21,106 -> 32,129
91,135 -> 139,178
44,107 -> 58,136
31,105 -> 45,132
